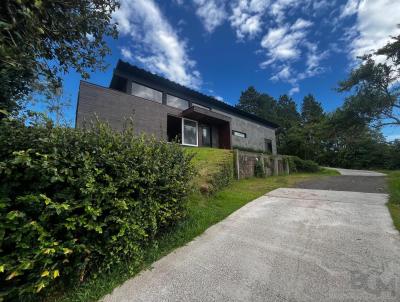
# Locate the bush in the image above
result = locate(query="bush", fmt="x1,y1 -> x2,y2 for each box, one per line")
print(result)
288,156 -> 320,173
0,118 -> 195,300
254,159 -> 266,178
209,161 -> 234,193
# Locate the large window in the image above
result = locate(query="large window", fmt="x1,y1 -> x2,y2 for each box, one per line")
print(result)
166,94 -> 189,110
182,118 -> 198,146
131,82 -> 162,103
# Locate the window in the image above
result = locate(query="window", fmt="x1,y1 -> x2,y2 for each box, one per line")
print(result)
166,94 -> 189,110
232,130 -> 246,138
265,139 -> 273,154
182,118 -> 198,146
131,82 -> 162,103
192,103 -> 210,110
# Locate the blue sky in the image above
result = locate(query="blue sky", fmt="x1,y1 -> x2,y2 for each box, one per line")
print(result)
55,0 -> 400,140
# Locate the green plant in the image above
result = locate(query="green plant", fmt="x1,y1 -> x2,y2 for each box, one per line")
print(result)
51,171 -> 333,302
232,146 -> 271,154
1,0 -> 119,114
386,171 -> 400,232
288,156 -> 320,173
185,147 -> 233,194
254,159 -> 266,177
0,118 -> 195,300
209,161 -> 234,193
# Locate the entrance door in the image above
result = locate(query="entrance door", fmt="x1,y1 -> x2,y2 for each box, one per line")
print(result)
199,124 -> 211,147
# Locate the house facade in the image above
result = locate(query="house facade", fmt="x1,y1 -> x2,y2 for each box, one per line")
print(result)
76,60 -> 279,154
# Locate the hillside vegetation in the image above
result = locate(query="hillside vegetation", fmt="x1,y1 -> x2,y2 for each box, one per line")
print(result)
51,147 -> 336,302
184,147 -> 234,193
387,171 -> 400,232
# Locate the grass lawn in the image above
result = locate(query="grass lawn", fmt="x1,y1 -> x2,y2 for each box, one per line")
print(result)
385,171 -> 400,232
183,146 -> 233,188
48,169 -> 337,302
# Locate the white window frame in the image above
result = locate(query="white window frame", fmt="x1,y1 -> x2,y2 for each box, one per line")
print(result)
232,130 -> 246,138
181,118 -> 198,147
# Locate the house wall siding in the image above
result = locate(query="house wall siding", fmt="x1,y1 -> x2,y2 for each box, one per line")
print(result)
76,81 -> 181,140
212,109 -> 277,154
77,81 -> 277,154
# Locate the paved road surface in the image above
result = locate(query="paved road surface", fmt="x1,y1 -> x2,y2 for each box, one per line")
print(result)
326,168 -> 386,177
102,170 -> 400,302
295,175 -> 387,193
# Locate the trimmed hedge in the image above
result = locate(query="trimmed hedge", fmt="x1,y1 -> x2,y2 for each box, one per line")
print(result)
288,156 -> 320,173
0,118 -> 195,300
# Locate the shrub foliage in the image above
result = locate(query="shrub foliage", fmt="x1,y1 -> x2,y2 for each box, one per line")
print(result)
287,156 -> 320,173
0,118 -> 195,300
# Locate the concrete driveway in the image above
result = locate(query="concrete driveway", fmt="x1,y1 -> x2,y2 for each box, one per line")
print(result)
326,167 -> 386,177
102,184 -> 400,301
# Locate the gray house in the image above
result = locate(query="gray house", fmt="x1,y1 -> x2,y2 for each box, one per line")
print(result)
76,60 -> 279,154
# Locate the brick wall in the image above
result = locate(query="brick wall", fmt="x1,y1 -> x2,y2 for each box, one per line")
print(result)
76,81 -> 181,140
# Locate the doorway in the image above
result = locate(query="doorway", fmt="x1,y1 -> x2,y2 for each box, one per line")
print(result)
167,115 -> 182,143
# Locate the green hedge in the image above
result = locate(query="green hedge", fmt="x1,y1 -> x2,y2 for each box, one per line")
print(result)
0,118 -> 195,300
287,156 -> 320,173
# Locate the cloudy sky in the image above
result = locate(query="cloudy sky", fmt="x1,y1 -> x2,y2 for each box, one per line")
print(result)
60,0 -> 400,139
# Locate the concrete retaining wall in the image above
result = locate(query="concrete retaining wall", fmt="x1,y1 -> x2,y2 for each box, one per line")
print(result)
234,149 -> 289,179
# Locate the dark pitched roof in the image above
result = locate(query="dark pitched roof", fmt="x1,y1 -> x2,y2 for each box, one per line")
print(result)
111,59 -> 279,129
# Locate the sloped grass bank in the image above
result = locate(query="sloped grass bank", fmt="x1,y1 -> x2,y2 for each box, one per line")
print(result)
184,147 -> 233,193
50,170 -> 335,302
386,171 -> 400,232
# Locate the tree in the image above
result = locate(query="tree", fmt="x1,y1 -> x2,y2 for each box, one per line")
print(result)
236,86 -> 278,122
338,34 -> 400,127
301,94 -> 324,124
236,86 -> 261,115
0,0 -> 119,114
276,94 -> 301,130
34,87 -> 72,126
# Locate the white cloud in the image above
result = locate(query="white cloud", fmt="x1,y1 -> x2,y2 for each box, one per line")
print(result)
229,0 -> 269,39
260,19 -> 313,64
193,0 -> 227,33
290,18 -> 313,31
288,86 -> 300,95
338,0 -> 360,19
215,95 -> 224,101
298,42 -> 329,79
270,65 -> 291,81
113,0 -> 201,88
312,0 -> 335,12
260,17 -> 329,94
347,0 -> 400,61
270,0 -> 300,23
120,47 -> 133,60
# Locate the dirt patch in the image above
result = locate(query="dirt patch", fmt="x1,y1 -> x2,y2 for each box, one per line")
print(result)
294,175 -> 387,194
